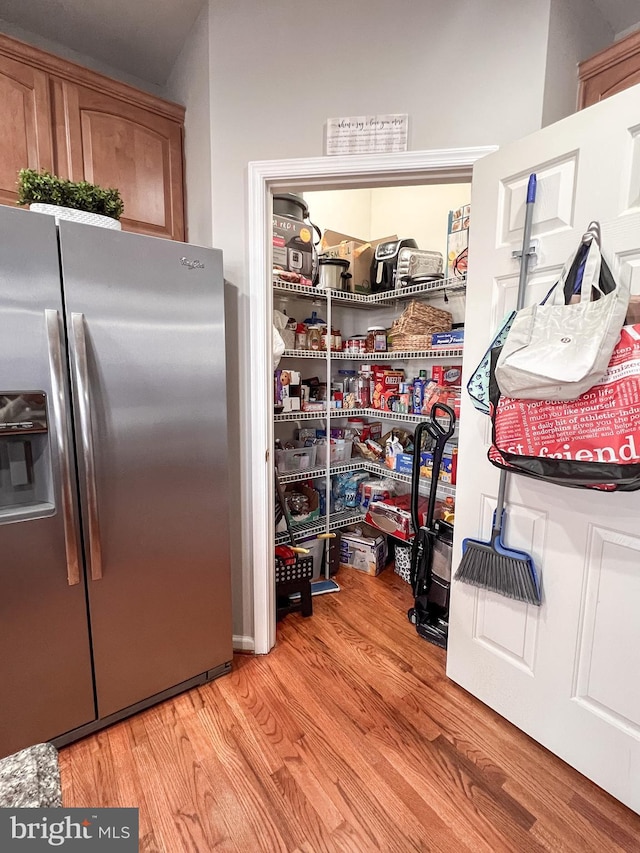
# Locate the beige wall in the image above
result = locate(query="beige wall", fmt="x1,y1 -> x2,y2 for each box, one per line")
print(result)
305,184 -> 472,263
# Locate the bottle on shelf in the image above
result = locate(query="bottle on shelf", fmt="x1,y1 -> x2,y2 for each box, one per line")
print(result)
295,323 -> 308,350
412,369 -> 428,415
356,365 -> 371,408
308,325 -> 322,351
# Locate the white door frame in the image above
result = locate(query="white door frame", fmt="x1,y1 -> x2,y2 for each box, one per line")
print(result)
248,146 -> 497,655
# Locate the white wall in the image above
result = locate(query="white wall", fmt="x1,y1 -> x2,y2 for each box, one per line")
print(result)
166,3 -> 213,249
542,0 -> 613,126
204,0 -> 556,644
205,0 -> 559,645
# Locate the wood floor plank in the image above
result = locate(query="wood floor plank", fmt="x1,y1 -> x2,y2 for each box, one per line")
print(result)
59,567 -> 640,852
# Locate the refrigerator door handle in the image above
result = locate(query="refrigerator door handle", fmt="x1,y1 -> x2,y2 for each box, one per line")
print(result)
71,312 -> 103,581
45,309 -> 81,586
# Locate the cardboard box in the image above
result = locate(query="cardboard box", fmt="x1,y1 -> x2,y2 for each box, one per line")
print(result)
395,451 -> 431,475
320,230 -> 397,294
339,522 -> 388,575
419,444 -> 457,483
430,365 -> 463,386
275,369 -> 301,412
273,214 -> 314,283
284,483 -> 320,525
371,366 -> 405,410
446,205 -> 470,280
431,330 -> 464,349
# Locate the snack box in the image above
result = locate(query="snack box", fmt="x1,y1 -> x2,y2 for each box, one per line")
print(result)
274,369 -> 301,412
339,522 -> 388,575
419,444 -> 457,484
431,330 -> 464,349
430,365 -> 462,386
395,451 -> 430,475
371,367 -> 404,409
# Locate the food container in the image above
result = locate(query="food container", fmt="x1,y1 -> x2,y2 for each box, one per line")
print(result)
307,325 -> 322,351
316,438 -> 353,466
366,326 -> 387,353
275,442 -> 318,472
295,323 -> 308,350
344,335 -> 366,355
317,257 -> 351,291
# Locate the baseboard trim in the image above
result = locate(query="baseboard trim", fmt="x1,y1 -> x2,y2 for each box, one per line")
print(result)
233,634 -> 255,653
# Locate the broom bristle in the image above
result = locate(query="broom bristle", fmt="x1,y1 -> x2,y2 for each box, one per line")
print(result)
455,540 -> 541,605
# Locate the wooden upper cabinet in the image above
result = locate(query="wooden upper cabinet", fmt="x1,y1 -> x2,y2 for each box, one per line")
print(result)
578,29 -> 640,109
51,80 -> 185,241
0,33 -> 186,241
0,53 -> 53,206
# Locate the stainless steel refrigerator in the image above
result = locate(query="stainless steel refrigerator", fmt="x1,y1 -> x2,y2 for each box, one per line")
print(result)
0,206 -> 232,758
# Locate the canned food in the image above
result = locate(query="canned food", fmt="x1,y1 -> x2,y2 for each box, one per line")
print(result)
344,335 -> 366,355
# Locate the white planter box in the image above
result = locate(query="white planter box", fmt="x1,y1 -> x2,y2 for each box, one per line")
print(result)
29,203 -> 121,230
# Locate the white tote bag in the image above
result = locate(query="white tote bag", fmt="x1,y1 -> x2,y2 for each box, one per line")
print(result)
495,223 -> 629,401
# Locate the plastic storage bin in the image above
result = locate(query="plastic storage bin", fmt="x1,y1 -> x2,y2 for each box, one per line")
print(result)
317,439 -> 353,467
275,442 -> 318,472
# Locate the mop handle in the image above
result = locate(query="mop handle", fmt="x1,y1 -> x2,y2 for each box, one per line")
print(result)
494,173 -> 537,530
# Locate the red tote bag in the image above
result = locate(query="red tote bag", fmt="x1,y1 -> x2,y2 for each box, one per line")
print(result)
488,324 -> 640,491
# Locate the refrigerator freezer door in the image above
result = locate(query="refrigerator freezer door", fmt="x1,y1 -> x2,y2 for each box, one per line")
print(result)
59,222 -> 233,718
0,207 -> 95,757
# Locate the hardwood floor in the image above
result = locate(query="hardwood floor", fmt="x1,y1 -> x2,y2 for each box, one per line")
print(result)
60,567 -> 640,852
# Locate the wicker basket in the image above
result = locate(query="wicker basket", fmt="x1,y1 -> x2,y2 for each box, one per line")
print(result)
388,300 -> 452,351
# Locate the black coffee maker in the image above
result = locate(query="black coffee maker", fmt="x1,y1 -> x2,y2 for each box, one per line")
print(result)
370,238 -> 418,293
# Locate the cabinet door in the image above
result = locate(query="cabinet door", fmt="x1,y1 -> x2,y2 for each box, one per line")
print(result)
578,31 -> 640,109
52,79 -> 185,241
0,54 -> 53,206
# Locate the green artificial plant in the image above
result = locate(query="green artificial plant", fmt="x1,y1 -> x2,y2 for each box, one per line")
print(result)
16,169 -> 124,221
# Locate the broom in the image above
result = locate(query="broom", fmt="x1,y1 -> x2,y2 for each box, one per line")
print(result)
454,174 -> 542,606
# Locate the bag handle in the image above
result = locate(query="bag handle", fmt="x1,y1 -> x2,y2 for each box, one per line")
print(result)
548,224 -> 601,306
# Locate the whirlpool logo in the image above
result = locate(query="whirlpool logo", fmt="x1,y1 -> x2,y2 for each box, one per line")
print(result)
2,809 -> 138,850
180,256 -> 205,270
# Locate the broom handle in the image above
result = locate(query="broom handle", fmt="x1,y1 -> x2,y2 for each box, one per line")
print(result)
495,173 -> 537,527
516,174 -> 537,311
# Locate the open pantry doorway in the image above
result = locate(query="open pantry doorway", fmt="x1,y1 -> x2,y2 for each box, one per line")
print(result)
247,147 -> 496,656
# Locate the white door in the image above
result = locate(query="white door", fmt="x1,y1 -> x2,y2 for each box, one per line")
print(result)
448,83 -> 640,814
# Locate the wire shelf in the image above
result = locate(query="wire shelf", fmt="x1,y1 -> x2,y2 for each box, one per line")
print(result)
274,410 -> 327,422
330,349 -> 463,361
277,460 -> 363,484
273,275 -> 466,306
359,459 -> 457,499
275,509 -> 365,545
281,349 -> 327,359
275,408 -> 461,428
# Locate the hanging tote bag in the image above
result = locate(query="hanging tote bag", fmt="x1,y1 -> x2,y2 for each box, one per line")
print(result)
495,223 -> 630,401
487,325 -> 640,492
467,310 -> 516,414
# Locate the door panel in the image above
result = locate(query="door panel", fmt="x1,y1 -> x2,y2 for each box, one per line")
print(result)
52,80 -> 185,240
0,207 -> 95,757
58,223 -> 232,718
448,83 -> 640,813
0,54 -> 53,207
